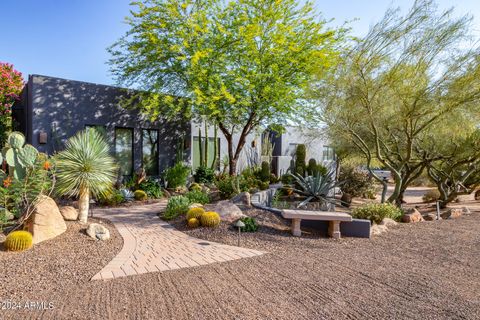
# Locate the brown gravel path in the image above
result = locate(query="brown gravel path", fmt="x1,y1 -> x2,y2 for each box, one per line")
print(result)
1,207 -> 479,319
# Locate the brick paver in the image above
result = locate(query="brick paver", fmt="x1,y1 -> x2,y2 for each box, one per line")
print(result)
91,201 -> 264,280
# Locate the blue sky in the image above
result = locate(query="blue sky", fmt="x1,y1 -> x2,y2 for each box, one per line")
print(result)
1,0 -> 479,86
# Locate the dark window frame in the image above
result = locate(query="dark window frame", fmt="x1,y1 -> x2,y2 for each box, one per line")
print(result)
141,128 -> 160,176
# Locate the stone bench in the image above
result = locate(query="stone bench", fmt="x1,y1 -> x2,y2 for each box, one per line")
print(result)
281,209 -> 353,239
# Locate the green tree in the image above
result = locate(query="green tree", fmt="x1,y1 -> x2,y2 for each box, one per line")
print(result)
316,0 -> 480,205
55,130 -> 118,223
109,0 -> 343,175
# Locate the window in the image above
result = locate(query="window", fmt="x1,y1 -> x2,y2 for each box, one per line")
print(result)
115,128 -> 133,176
142,129 -> 159,176
192,137 -> 220,170
85,125 -> 107,141
322,146 -> 335,161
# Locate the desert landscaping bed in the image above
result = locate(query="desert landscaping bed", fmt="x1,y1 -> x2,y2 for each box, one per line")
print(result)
1,207 -> 479,319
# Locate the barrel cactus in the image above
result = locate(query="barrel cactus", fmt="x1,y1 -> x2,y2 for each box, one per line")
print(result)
200,211 -> 221,228
187,217 -> 200,228
186,207 -> 205,221
133,190 -> 148,201
4,230 -> 33,251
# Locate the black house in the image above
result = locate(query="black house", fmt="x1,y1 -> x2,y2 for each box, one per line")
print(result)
12,75 -> 191,177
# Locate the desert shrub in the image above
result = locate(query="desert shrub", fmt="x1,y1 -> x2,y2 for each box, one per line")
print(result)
133,190 -> 148,201
194,166 -> 215,184
422,189 -> 440,202
163,196 -> 190,220
139,179 -> 163,199
216,175 -> 249,199
238,217 -> 258,232
200,211 -> 221,227
164,162 -> 190,189
352,203 -> 403,224
281,173 -> 294,185
339,165 -> 375,198
259,161 -> 271,182
97,189 -> 125,206
186,207 -> 205,220
185,190 -> 210,204
295,144 -> 306,176
189,182 -> 202,192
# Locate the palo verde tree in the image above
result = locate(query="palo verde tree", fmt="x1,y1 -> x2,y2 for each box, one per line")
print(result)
316,0 -> 480,205
108,0 -> 343,175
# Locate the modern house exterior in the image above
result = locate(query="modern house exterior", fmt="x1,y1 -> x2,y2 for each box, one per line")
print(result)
12,74 -> 333,179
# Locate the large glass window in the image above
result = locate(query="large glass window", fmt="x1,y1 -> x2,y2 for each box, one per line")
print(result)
192,137 -> 220,170
115,128 -> 133,176
142,129 -> 159,176
322,145 -> 335,161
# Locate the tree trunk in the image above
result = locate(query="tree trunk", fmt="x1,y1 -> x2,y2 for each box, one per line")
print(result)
78,188 -> 90,224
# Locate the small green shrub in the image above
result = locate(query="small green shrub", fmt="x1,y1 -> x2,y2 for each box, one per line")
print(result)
259,161 -> 270,182
185,190 -> 210,204
164,162 -> 190,189
352,203 -> 403,224
97,189 -> 125,206
216,175 -> 249,199
422,189 -> 440,203
139,179 -> 163,199
163,196 -> 190,220
238,217 -> 258,232
189,183 -> 202,192
194,166 -> 215,184
134,190 -> 148,201
339,165 -> 375,198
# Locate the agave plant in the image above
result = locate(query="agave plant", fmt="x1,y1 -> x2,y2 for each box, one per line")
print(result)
289,170 -> 339,208
55,129 -> 118,223
120,188 -> 134,201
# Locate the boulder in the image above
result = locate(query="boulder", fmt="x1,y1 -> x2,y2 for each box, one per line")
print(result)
370,224 -> 388,236
86,223 -> 110,241
423,213 -> 436,221
25,195 -> 67,244
231,192 -> 251,207
379,218 -> 398,227
60,206 -> 79,221
189,203 -> 204,209
462,207 -> 471,215
207,200 -> 246,223
402,208 -> 424,223
441,208 -> 463,220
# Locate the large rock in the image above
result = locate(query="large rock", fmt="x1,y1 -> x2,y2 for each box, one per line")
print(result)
207,200 -> 246,222
231,192 -> 251,207
60,206 -> 79,221
370,224 -> 388,236
86,223 -> 110,241
462,207 -> 471,215
441,208 -> 463,220
379,218 -> 398,227
402,208 -> 424,223
25,195 -> 67,244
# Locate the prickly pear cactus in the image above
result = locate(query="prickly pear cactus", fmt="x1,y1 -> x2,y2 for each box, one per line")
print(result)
18,144 -> 38,167
8,132 -> 25,150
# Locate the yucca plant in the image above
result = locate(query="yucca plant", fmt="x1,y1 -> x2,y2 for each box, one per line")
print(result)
55,129 -> 117,223
289,170 -> 340,208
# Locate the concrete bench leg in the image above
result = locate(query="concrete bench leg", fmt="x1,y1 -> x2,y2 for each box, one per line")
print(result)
328,221 -> 341,239
291,218 -> 302,237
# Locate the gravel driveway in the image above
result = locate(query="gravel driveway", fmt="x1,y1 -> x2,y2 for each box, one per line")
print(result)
1,208 -> 479,319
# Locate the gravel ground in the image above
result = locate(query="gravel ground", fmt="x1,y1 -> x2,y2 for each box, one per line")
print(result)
1,207 -> 479,319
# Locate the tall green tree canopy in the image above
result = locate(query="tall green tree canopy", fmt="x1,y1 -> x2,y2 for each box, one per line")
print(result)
315,0 -> 480,205
109,0 -> 343,174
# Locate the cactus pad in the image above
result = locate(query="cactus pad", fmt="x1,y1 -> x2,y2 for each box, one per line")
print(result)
4,149 -> 17,167
18,144 -> 38,167
187,217 -> 200,228
186,207 -> 205,221
200,211 -> 221,228
4,230 -> 33,251
8,132 -> 25,149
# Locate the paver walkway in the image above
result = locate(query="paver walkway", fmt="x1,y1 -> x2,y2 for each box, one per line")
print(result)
91,201 -> 264,280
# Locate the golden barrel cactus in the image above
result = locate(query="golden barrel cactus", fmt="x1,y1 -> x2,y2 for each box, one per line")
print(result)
187,218 -> 200,228
200,211 -> 221,228
186,207 -> 205,221
4,230 -> 33,251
